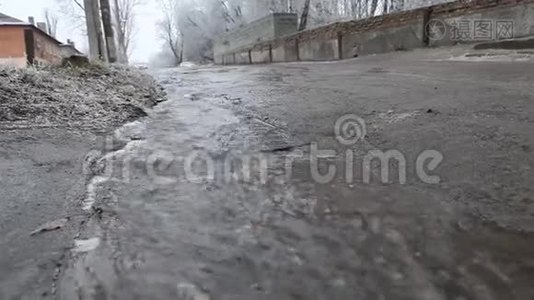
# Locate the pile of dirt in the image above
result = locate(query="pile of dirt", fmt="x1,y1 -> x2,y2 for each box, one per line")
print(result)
0,63 -> 166,129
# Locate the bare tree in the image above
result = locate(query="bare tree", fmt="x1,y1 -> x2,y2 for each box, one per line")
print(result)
159,0 -> 183,65
112,0 -> 139,63
44,9 -> 59,38
370,0 -> 379,16
72,0 -> 84,10
298,0 -> 311,31
56,0 -> 86,29
58,0 -> 137,63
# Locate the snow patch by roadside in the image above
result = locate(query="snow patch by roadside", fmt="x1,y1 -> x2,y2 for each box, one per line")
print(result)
0,64 -> 166,129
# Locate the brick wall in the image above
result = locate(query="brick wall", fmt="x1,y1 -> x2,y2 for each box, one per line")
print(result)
0,26 -> 62,67
33,29 -> 61,65
0,26 -> 25,59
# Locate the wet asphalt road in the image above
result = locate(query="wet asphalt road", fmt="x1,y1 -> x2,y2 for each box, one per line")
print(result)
55,47 -> 534,299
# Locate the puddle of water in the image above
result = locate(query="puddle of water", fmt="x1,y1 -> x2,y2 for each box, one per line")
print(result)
173,100 -> 239,133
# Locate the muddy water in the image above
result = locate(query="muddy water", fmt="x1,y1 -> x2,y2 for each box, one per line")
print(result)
61,63 -> 534,300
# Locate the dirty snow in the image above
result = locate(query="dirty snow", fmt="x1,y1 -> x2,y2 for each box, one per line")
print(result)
0,64 -> 166,129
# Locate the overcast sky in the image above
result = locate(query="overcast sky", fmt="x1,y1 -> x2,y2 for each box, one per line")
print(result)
0,0 -> 162,63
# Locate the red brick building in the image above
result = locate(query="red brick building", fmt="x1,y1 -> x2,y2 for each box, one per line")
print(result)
0,12 -> 65,67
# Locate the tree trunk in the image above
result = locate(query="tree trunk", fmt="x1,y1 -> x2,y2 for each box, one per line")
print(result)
83,0 -> 99,60
92,0 -> 108,61
370,0 -> 379,16
178,32 -> 184,65
100,0 -> 118,63
298,0 -> 311,31
113,0 -> 129,63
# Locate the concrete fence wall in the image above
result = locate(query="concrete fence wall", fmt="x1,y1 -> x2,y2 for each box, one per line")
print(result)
429,0 -> 534,47
214,13 -> 297,65
215,0 -> 534,65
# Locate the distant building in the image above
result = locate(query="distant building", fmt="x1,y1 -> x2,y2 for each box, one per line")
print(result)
60,39 -> 83,58
0,12 -> 83,67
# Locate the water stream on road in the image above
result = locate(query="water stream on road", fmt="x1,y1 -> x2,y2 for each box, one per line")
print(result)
61,65 -> 534,300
